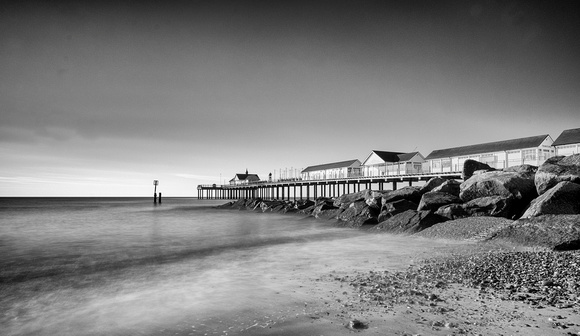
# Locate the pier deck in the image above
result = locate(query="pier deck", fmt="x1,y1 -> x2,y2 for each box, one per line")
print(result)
197,171 -> 462,200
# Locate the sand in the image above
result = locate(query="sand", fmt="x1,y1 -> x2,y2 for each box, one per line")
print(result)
221,238 -> 580,336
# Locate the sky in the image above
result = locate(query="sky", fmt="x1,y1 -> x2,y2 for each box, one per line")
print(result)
1,0 -> 579,196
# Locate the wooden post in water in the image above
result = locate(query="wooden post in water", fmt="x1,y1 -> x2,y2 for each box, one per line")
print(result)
153,180 -> 159,203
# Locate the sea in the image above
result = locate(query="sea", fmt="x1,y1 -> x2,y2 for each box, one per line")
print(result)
0,197 -> 444,336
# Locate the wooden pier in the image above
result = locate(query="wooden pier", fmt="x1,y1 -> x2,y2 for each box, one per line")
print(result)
197,172 -> 461,200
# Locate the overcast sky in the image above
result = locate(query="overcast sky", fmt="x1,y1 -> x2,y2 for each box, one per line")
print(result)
1,1 -> 579,196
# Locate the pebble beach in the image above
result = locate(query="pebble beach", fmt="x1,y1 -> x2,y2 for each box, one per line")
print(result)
218,199 -> 580,335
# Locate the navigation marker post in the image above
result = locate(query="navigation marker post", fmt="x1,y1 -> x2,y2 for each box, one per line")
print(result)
153,180 -> 159,203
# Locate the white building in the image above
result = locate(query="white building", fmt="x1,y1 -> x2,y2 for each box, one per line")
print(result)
553,128 -> 580,156
300,159 -> 362,181
361,151 -> 425,177
425,134 -> 555,173
229,170 -> 260,185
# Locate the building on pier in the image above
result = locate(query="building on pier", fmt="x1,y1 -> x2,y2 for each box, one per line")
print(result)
361,150 -> 425,177
425,134 -> 555,173
553,128 -> 580,156
300,159 -> 362,181
229,169 -> 260,185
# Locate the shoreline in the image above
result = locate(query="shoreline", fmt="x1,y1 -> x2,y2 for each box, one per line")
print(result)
216,197 -> 580,335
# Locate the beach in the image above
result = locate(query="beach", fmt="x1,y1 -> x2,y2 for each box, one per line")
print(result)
213,200 -> 580,336
2,197 -> 579,336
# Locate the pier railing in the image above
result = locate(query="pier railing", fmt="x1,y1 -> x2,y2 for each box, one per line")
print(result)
198,171 -> 462,189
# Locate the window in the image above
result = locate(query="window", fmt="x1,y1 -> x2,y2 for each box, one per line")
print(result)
522,149 -> 536,161
442,158 -> 451,168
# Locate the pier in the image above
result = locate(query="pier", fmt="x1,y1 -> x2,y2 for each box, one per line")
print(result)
197,172 -> 461,200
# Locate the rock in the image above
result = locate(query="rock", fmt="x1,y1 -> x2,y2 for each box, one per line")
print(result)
316,197 -> 336,207
462,159 -> 495,180
420,177 -> 446,194
430,179 -> 461,197
417,192 -> 462,212
297,205 -> 316,215
379,199 -> 418,221
535,154 -> 580,195
435,203 -> 468,220
338,205 -> 378,227
333,190 -> 371,208
312,200 -> 341,219
462,196 -> 514,218
231,199 -> 247,209
313,208 -> 343,220
521,181 -> 580,218
459,171 -> 537,215
504,164 -> 538,177
491,215 -> 580,250
215,201 -> 235,208
337,200 -> 367,221
381,186 -> 422,205
337,200 -> 378,227
365,190 -> 390,209
373,210 -> 447,234
348,319 -> 368,330
295,199 -> 315,210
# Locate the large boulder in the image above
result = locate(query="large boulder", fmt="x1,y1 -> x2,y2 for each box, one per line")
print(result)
535,154 -> 580,195
373,210 -> 447,234
490,215 -> 580,250
462,159 -> 495,180
295,199 -> 315,210
459,171 -> 537,209
462,196 -> 514,218
521,181 -> 580,218
333,190 -> 371,209
419,177 -> 446,194
378,199 -> 418,222
435,204 -> 468,220
365,190 -> 390,209
503,164 -> 537,178
430,179 -> 461,197
313,207 -> 343,220
435,196 -> 516,219
381,186 -> 422,205
229,198 -> 250,209
337,202 -> 378,227
312,200 -> 342,219
417,192 -> 462,212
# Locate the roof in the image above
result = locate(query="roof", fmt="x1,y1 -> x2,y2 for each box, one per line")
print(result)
229,173 -> 260,182
553,128 -> 580,146
425,134 -> 550,160
397,152 -> 422,162
301,159 -> 360,173
364,151 -> 422,164
371,150 -> 405,162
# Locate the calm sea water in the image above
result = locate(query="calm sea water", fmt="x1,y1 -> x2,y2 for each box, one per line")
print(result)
0,197 -> 443,336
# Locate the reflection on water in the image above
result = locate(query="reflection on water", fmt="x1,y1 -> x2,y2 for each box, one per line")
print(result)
0,198 -> 447,336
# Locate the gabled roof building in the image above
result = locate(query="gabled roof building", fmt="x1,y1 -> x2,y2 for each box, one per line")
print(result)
300,159 -> 362,180
361,150 -> 425,177
424,134 -> 555,173
229,170 -> 260,185
553,128 -> 580,156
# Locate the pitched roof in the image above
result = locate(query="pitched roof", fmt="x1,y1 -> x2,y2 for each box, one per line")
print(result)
553,128 -> 580,146
397,152 -> 423,162
425,134 -> 550,160
365,150 -> 422,163
371,150 -> 404,162
301,159 -> 360,173
229,173 -> 260,182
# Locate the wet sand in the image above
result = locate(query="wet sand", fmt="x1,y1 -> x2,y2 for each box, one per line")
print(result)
184,234 -> 580,336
